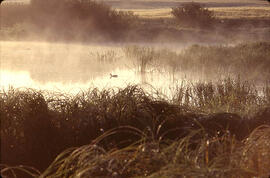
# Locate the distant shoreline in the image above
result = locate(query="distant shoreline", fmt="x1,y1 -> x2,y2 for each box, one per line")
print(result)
2,0 -> 269,8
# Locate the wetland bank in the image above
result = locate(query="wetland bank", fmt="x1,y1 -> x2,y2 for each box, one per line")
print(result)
1,0 -> 270,177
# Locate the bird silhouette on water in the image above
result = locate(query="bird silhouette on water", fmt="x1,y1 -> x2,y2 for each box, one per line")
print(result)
110,73 -> 118,79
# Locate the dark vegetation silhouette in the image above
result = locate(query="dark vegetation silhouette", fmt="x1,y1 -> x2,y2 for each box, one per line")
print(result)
171,2 -> 217,29
0,0 -> 137,41
1,79 -> 270,177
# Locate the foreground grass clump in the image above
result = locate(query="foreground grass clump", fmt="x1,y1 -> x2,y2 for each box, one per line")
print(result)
1,79 -> 270,177
39,126 -> 270,178
3,126 -> 270,177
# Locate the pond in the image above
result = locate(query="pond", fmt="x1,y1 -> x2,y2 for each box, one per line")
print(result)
1,41 -> 199,96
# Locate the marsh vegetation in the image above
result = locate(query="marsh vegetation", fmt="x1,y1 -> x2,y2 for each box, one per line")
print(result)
1,80 -> 270,177
1,0 -> 270,177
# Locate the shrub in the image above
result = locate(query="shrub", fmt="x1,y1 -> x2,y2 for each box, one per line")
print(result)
1,0 -> 137,40
171,2 -> 216,28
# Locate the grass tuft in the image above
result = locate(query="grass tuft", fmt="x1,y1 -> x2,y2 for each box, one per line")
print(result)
1,79 -> 269,177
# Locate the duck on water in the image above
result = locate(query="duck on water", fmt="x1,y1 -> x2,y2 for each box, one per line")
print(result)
110,73 -> 118,79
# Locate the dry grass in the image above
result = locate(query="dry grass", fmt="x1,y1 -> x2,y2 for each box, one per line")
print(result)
1,79 -> 270,177
5,125 -> 269,177
119,8 -> 172,19
119,6 -> 270,19
211,7 -> 270,19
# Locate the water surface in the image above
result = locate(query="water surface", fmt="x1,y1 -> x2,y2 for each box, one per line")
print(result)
1,41 -> 192,95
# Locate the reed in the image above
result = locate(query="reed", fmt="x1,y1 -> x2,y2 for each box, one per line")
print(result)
123,42 -> 270,82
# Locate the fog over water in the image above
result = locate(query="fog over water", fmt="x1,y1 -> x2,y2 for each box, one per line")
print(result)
1,41 -> 197,95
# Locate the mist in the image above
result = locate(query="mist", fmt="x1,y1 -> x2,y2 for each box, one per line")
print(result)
1,0 -> 270,177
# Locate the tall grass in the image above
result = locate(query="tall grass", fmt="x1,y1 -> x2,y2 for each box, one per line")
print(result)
123,42 -> 270,82
33,126 -> 270,177
123,46 -> 159,83
1,79 -> 270,177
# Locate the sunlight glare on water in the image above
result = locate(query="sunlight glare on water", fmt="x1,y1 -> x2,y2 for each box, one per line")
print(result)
0,41 -> 190,97
1,70 -> 34,88
0,69 -> 138,94
0,68 -> 181,97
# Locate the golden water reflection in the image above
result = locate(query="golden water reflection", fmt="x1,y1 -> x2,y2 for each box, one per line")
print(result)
1,68 -> 189,98
0,40 -> 195,96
